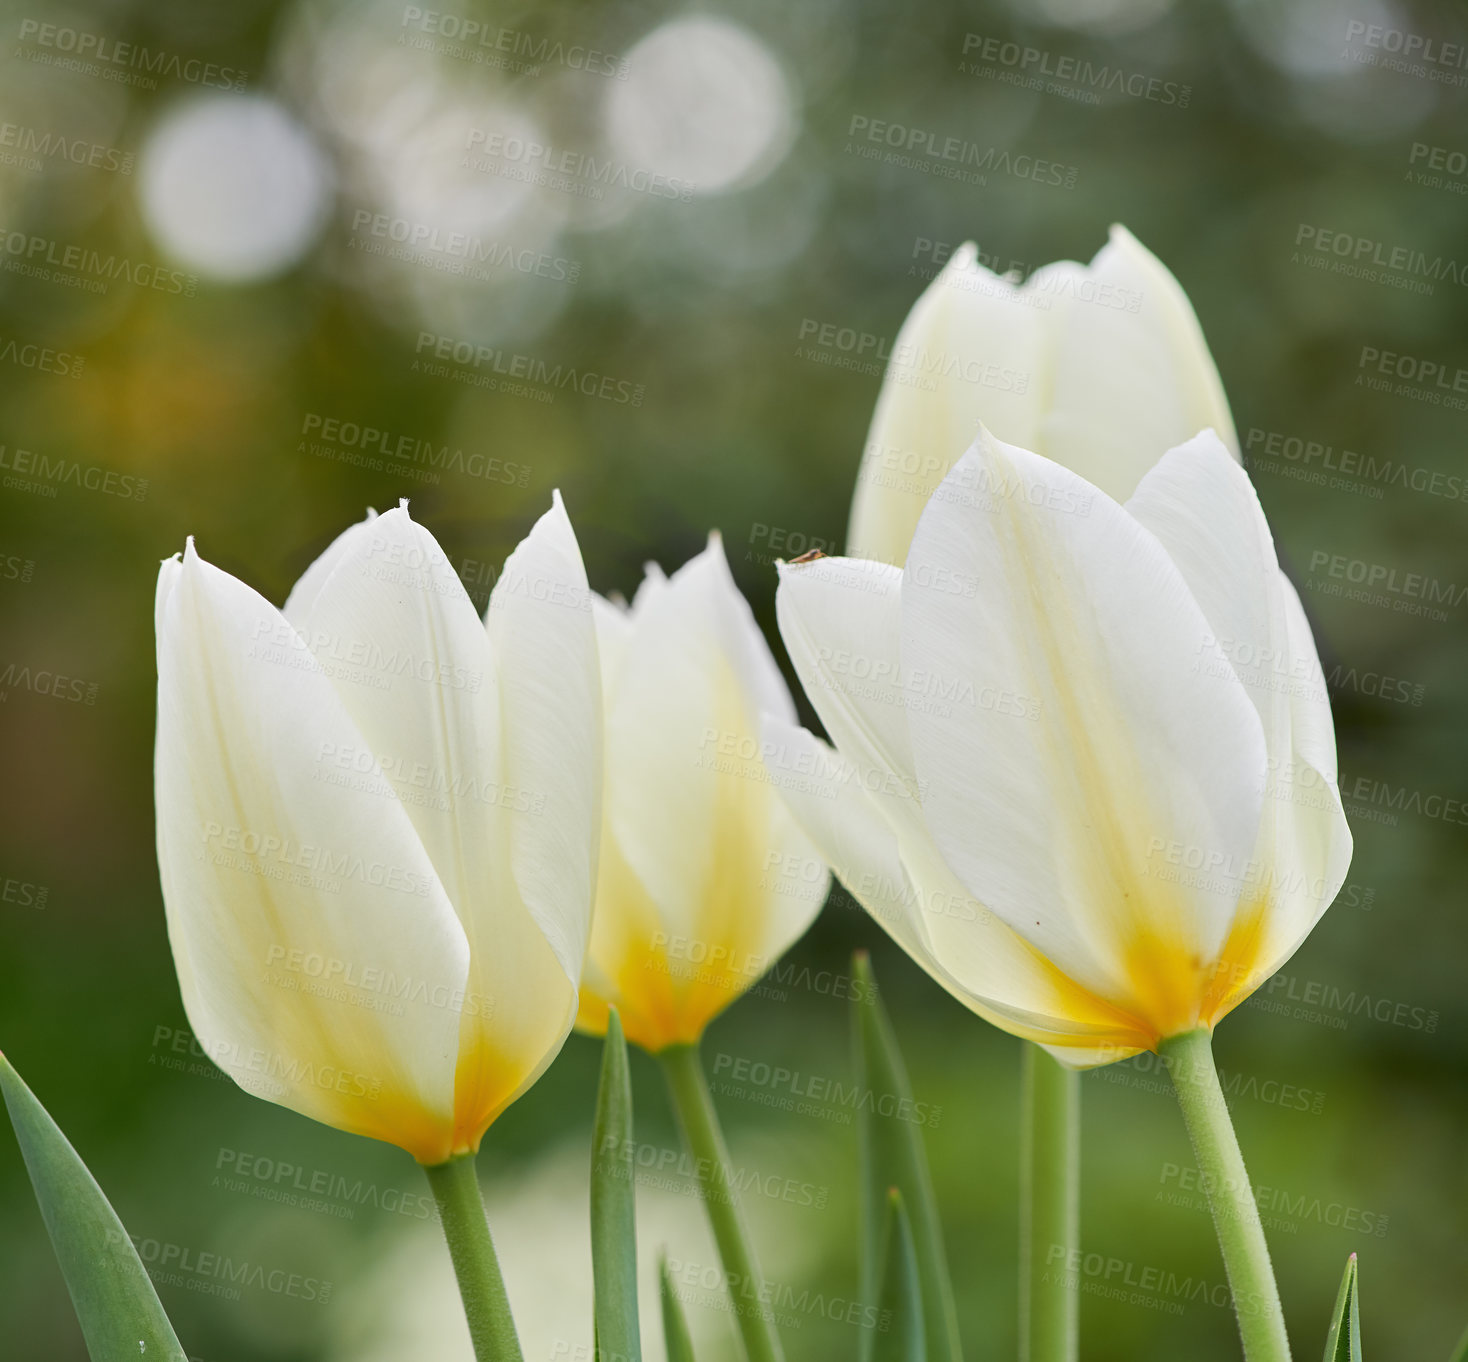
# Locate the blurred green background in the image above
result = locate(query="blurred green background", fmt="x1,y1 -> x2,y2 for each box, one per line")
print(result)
1,0 -> 1465,1357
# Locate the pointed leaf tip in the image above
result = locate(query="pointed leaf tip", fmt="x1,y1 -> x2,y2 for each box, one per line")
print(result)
591,1009 -> 639,1362
660,1253 -> 698,1362
1321,1253 -> 1362,1362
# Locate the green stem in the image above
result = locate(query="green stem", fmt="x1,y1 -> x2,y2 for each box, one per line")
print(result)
1159,1029 -> 1291,1362
659,1042 -> 784,1362
423,1154 -> 525,1362
1019,1043 -> 1079,1362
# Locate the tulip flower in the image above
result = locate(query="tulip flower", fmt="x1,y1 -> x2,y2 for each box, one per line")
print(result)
847,226 -> 1236,567
575,535 -> 829,1052
575,535 -> 827,1362
154,496 -> 600,1362
770,428 -> 1351,1362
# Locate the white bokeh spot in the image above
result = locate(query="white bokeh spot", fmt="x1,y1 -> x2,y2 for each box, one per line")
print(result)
140,94 -> 332,283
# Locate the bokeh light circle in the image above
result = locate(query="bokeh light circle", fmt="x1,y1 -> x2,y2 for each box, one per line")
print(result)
604,17 -> 795,196
140,94 -> 332,283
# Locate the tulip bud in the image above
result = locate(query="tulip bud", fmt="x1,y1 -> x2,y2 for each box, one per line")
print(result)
848,226 -> 1237,567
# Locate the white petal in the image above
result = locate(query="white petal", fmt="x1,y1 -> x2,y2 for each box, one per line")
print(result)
486,491 -> 601,990
603,537 -> 801,947
774,553 -> 922,835
900,431 -> 1268,1038
154,544 -> 469,1161
847,243 -> 1048,565
760,716 -> 1154,1052
1125,445 -> 1352,1014
1126,431 -> 1287,753
283,505 -> 502,921
283,504 -> 586,1147
1040,225 -> 1237,502
281,507 -> 379,625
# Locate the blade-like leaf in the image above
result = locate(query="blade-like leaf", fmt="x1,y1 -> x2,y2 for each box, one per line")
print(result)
1322,1253 -> 1361,1362
659,1253 -> 697,1362
0,1051 -> 188,1361
852,952 -> 961,1362
872,1189 -> 926,1362
591,1011 -> 640,1362
1448,1323 -> 1468,1362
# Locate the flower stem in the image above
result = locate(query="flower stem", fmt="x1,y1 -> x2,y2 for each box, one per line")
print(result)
1019,1043 -> 1078,1362
423,1153 -> 525,1362
659,1042 -> 784,1362
1158,1029 -> 1291,1362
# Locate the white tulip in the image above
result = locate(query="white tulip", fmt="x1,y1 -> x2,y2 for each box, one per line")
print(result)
771,429 -> 1351,1064
154,497 -> 600,1163
848,226 -> 1236,566
575,535 -> 829,1051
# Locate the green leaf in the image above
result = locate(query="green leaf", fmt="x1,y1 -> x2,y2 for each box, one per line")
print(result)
852,952 -> 961,1362
591,1011 -> 640,1362
1448,1323 -> 1468,1362
659,1253 -> 697,1362
0,1051 -> 188,1362
1321,1253 -> 1361,1362
871,1189 -> 926,1362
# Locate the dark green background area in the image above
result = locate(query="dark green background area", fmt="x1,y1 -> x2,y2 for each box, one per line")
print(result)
1,0 -> 1465,1358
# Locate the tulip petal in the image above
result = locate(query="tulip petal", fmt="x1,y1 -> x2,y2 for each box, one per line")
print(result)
281,507 -> 379,623
760,714 -> 1155,1054
1040,226 -> 1237,502
1125,441 -> 1352,1015
284,503 -> 591,1150
900,431 -> 1268,1039
485,491 -> 601,992
155,544 -> 470,1161
282,505 -> 503,923
848,244 -> 1047,565
590,538 -> 818,1045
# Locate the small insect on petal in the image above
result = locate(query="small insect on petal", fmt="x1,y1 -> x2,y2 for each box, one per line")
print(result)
788,550 -> 827,565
